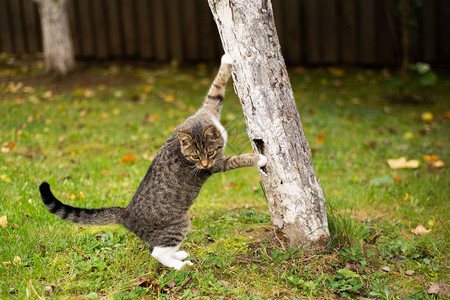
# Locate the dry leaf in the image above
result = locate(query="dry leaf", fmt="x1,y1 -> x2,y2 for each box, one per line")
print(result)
13,256 -> 22,266
0,216 -> 7,228
119,154 -> 138,164
164,94 -> 175,103
427,283 -> 450,297
67,193 -> 75,200
387,157 -> 420,169
423,155 -> 439,162
405,270 -> 415,276
413,224 -> 431,235
2,261 -> 11,268
421,112 -> 434,123
1,175 -> 11,183
132,276 -> 154,288
77,192 -> 86,199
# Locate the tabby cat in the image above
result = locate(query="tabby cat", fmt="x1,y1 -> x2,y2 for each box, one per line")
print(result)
39,54 -> 267,270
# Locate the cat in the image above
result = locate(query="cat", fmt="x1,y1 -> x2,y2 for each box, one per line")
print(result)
39,54 -> 267,270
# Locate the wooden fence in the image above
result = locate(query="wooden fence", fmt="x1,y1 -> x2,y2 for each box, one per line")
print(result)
0,0 -> 449,66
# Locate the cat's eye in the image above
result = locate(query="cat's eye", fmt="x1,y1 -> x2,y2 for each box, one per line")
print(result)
192,155 -> 200,160
207,151 -> 215,157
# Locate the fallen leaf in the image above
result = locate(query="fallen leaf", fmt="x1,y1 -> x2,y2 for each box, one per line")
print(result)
119,154 -> 138,164
77,192 -> 86,199
423,155 -> 439,162
67,193 -> 75,200
2,261 -> 11,268
427,160 -> 446,169
403,193 -> 409,201
0,216 -> 7,228
394,177 -> 402,182
421,112 -> 434,123
166,280 -> 176,288
403,132 -> 414,140
224,182 -> 238,190
13,256 -> 22,266
413,224 -> 431,235
164,94 -> 175,103
427,283 -> 450,297
405,270 -> 415,276
145,114 -> 160,123
132,276 -> 154,288
316,135 -> 326,145
387,157 -> 419,169
112,108 -> 120,115
0,175 -> 11,183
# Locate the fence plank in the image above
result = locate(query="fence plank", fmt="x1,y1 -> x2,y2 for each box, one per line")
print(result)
182,0 -> 199,61
9,0 -> 26,53
106,0 -> 123,57
422,0 -> 436,62
78,0 -> 95,57
92,0 -> 109,58
121,0 -> 137,57
359,0 -> 376,64
0,0 -> 13,53
437,0 -> 450,62
198,0 -> 216,61
67,0 -> 81,57
377,0 -> 397,65
152,0 -> 168,61
339,0 -> 356,64
304,0 -> 320,64
320,0 -> 337,64
167,0 -> 183,63
284,0 -> 302,64
136,0 -> 153,58
22,0 -> 40,53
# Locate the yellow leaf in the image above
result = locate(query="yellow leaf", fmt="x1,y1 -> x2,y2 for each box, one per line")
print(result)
428,219 -> 435,228
145,114 -> 160,123
387,157 -> 420,169
2,261 -> 11,268
112,109 -> 120,115
0,216 -> 7,228
413,224 -> 431,235
77,192 -> 86,199
403,132 -> 414,140
423,155 -> 438,162
119,154 -> 138,164
13,256 -> 22,266
67,193 -> 75,200
164,94 -> 175,103
0,175 -> 11,183
403,193 -> 409,201
421,112 -> 434,123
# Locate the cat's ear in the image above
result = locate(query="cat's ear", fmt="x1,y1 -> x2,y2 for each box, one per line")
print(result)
177,131 -> 193,146
204,126 -> 220,140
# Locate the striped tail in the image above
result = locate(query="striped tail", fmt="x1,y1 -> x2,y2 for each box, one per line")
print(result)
202,53 -> 233,116
39,182 -> 124,225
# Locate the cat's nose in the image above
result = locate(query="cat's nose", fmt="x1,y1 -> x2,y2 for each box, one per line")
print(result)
200,160 -> 209,168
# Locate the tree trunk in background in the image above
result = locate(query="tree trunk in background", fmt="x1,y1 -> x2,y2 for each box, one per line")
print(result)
35,0 -> 75,74
208,0 -> 329,246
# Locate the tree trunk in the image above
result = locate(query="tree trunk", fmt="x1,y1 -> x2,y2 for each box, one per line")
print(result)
35,0 -> 75,74
208,0 -> 329,246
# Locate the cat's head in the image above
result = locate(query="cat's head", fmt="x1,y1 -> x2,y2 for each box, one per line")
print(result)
177,125 -> 224,169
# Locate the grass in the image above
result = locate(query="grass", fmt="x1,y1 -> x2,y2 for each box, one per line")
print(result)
0,56 -> 449,299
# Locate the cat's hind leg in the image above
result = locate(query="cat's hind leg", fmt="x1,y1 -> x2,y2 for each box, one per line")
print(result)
151,245 -> 192,270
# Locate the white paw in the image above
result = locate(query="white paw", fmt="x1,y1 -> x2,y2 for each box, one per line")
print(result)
257,154 -> 268,167
172,251 -> 189,261
176,260 -> 193,271
221,53 -> 233,65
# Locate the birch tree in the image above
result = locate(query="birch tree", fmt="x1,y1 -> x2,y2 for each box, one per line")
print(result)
35,0 -> 75,74
208,0 -> 329,246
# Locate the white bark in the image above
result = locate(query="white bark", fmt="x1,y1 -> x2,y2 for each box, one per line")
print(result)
35,0 -> 75,74
208,0 -> 329,246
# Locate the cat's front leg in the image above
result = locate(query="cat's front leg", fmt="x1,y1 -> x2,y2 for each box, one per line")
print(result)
212,153 -> 267,173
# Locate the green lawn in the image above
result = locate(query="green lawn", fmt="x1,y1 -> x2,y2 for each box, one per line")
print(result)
1,57 -> 449,299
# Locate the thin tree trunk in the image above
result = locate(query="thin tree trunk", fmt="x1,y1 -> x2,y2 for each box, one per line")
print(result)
208,0 -> 329,246
35,0 -> 75,74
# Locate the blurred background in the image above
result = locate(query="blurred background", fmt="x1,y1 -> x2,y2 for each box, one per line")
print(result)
1,0 -> 449,68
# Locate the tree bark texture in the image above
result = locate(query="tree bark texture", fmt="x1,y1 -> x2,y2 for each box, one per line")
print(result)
35,0 -> 75,74
208,0 -> 329,246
